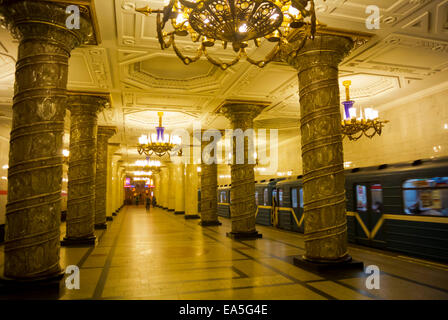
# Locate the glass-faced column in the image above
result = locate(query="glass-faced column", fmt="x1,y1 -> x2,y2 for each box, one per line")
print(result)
167,163 -> 176,212
95,126 -> 116,229
62,93 -> 109,246
106,148 -> 120,221
285,35 -> 359,266
184,164 -> 200,219
221,101 -> 268,239
0,1 -> 93,281
160,167 -> 169,209
174,163 -> 185,215
114,162 -> 124,214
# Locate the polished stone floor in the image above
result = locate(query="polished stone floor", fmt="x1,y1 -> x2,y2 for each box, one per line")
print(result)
1,205 -> 448,300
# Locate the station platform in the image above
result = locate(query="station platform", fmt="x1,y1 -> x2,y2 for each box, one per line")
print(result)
1,205 -> 448,300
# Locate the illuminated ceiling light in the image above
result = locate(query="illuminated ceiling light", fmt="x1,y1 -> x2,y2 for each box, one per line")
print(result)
134,159 -> 161,167
131,159 -> 162,174
136,0 -> 317,70
197,166 -> 202,173
2,164 -> 8,170
341,80 -> 389,141
238,23 -> 248,33
137,112 -> 182,157
132,171 -> 153,176
62,149 -> 70,157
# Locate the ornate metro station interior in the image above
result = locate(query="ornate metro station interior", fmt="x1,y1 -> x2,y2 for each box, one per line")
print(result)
0,0 -> 447,301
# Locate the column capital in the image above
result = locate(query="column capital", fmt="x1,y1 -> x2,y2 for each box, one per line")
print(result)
282,34 -> 354,72
0,0 -> 100,48
98,126 -> 117,139
67,91 -> 111,114
218,100 -> 270,128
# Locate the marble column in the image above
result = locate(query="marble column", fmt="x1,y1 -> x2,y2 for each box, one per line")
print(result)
285,35 -> 357,265
106,150 -> 120,220
167,163 -> 176,212
174,163 -> 185,214
198,130 -> 221,226
184,164 -> 200,219
0,0 -> 94,281
221,101 -> 268,239
95,126 -> 116,229
61,93 -> 109,246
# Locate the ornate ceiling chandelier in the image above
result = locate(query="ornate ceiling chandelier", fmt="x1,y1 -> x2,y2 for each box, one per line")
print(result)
341,80 -> 389,141
136,0 -> 317,69
137,112 -> 182,157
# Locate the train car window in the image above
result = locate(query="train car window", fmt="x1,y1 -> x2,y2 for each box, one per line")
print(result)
356,185 -> 368,212
299,188 -> 304,208
403,177 -> 448,216
278,188 -> 284,206
291,188 -> 298,208
371,184 -> 383,213
272,189 -> 277,206
263,188 -> 268,206
255,191 -> 259,205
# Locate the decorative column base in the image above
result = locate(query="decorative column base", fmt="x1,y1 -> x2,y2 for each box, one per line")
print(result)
174,211 -> 185,215
185,215 -> 200,220
106,216 -> 113,221
199,220 -> 222,226
226,231 -> 262,240
61,235 -> 97,247
293,255 -> 364,273
95,223 -> 108,230
0,271 -> 65,299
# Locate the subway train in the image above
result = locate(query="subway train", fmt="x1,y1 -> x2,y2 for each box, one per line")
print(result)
215,156 -> 448,263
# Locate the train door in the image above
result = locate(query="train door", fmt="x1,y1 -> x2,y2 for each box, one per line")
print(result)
354,183 -> 386,248
291,187 -> 304,232
263,188 -> 268,206
271,188 -> 278,227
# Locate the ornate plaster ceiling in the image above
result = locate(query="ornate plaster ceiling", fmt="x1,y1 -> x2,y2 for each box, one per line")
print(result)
0,0 -> 447,163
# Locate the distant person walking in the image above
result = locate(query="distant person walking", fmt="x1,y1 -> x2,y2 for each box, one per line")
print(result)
146,194 -> 151,211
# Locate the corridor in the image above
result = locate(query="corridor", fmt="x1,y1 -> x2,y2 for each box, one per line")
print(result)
2,206 -> 446,300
